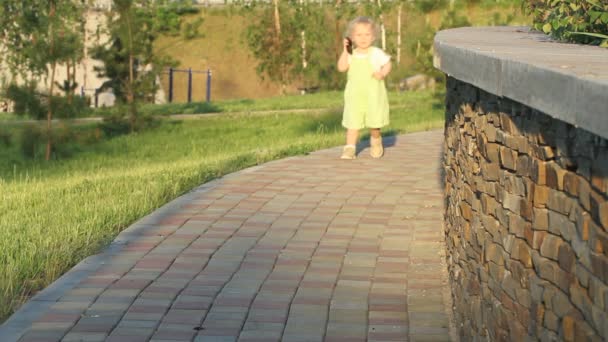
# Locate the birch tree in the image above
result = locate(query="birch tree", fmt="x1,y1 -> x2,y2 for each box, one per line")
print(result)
242,1 -> 295,93
397,2 -> 402,64
241,1 -> 343,91
299,0 -> 307,70
377,0 -> 386,50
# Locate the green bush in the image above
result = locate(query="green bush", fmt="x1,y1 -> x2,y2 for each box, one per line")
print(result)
17,123 -> 83,160
414,0 -> 449,13
0,127 -> 11,147
524,0 -> 608,46
412,9 -> 472,80
99,105 -> 159,137
154,0 -> 200,36
6,84 -> 91,119
50,95 -> 92,119
98,111 -> 132,137
18,125 -> 46,159
6,84 -> 46,120
181,17 -> 204,40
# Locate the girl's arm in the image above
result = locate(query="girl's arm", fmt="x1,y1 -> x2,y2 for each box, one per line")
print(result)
373,61 -> 392,80
337,38 -> 350,72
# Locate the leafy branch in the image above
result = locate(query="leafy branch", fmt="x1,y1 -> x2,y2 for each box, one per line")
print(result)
523,0 -> 608,47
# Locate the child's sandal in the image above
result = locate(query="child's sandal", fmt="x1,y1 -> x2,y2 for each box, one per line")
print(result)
340,145 -> 356,159
370,137 -> 383,158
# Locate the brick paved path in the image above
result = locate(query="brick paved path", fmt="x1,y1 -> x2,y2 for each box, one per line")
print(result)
1,130 -> 454,342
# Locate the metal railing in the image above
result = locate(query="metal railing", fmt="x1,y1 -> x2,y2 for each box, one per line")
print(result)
166,68 -> 212,103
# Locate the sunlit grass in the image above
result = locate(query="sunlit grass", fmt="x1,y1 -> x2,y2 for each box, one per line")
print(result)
142,91 -> 436,114
0,90 -> 444,322
1,90 -> 435,121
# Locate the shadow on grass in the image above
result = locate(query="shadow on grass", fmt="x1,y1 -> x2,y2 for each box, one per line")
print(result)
297,111 -> 342,135
144,101 -> 224,116
432,102 -> 444,111
233,99 -> 255,106
432,90 -> 446,111
94,101 -> 225,117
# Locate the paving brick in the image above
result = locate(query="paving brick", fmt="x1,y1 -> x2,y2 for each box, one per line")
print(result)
35,312 -> 81,325
61,332 -> 108,342
161,309 -> 207,325
17,331 -> 65,342
245,309 -> 288,324
369,311 -> 408,325
367,323 -> 409,340
326,322 -> 368,338
151,324 -> 197,341
328,308 -> 367,324
106,327 -> 155,342
122,311 -> 165,322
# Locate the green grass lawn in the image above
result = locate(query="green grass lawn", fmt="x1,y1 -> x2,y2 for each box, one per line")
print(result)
137,90 -> 426,116
0,90 -> 444,322
0,90 -> 433,121
0,112 -> 19,121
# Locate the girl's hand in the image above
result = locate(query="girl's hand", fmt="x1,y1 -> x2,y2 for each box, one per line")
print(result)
372,71 -> 384,80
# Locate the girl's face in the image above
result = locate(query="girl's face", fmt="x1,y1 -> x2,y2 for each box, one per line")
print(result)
351,23 -> 374,50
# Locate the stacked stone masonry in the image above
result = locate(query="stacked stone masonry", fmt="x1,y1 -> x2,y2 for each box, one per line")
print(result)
443,76 -> 608,341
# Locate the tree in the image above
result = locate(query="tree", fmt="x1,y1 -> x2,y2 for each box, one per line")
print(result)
91,0 -> 171,132
0,0 -> 85,160
411,3 -> 470,79
240,1 -> 347,92
293,1 -> 343,89
333,0 -> 358,61
241,1 -> 298,93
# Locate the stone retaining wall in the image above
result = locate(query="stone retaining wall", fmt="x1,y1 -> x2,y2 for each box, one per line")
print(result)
443,76 -> 607,341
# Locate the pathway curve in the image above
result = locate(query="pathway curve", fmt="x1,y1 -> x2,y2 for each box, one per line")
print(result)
1,130 -> 454,342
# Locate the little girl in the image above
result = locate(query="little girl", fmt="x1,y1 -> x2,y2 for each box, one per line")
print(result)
337,16 -> 391,159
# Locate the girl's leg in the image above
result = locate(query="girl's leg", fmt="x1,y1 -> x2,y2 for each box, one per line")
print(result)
370,128 -> 383,158
346,128 -> 359,146
341,128 -> 359,159
370,128 -> 381,139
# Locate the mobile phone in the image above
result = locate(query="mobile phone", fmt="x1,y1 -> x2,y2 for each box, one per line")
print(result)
346,37 -> 353,54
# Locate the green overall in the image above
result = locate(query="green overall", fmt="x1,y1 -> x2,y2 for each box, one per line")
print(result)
342,52 -> 390,130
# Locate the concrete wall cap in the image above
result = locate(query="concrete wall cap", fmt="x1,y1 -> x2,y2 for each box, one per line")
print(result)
434,26 -> 608,140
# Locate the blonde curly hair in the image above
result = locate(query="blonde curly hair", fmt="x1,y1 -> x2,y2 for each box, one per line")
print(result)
345,16 -> 380,42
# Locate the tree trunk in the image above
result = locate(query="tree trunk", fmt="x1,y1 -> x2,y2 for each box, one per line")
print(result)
334,0 -> 342,61
126,10 -> 136,132
381,22 -> 386,51
71,58 -> 77,102
83,10 -> 88,92
273,0 -> 281,39
300,0 -> 307,71
47,60 -> 57,161
301,30 -> 307,69
272,0 -> 286,94
397,3 -> 402,64
66,59 -> 73,104
46,1 -> 57,161
377,0 -> 385,50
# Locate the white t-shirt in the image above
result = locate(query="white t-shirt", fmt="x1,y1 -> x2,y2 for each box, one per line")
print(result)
347,47 -> 391,72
